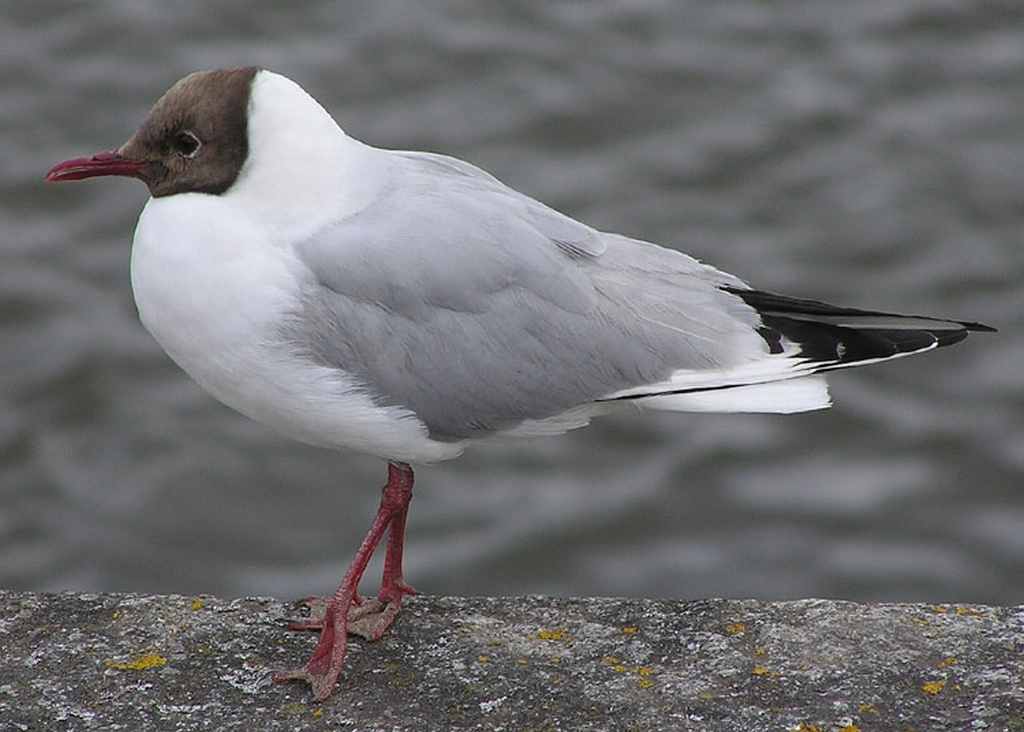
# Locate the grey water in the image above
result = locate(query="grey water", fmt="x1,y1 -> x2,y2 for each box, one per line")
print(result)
3,1 -> 1022,605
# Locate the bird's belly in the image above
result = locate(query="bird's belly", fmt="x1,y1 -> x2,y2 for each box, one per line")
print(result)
128,195 -> 462,463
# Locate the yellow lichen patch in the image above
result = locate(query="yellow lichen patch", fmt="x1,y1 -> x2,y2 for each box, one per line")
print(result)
698,691 -> 715,701
792,724 -> 822,732
111,610 -> 122,621
921,680 -> 946,696
190,598 -> 205,611
754,646 -> 767,657
281,703 -> 307,716
930,604 -> 949,614
312,708 -> 323,719
724,622 -> 746,636
622,626 -> 639,635
752,665 -> 772,677
838,725 -> 861,732
536,628 -> 569,642
601,655 -> 656,685
104,653 -> 168,671
954,606 -> 985,617
936,656 -> 957,668
601,656 -> 628,672
477,655 -> 490,664
858,703 -> 878,715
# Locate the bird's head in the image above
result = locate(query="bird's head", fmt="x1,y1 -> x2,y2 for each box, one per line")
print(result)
46,67 -> 259,198
47,67 -> 383,238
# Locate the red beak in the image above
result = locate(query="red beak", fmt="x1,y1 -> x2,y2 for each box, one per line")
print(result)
45,151 -> 146,183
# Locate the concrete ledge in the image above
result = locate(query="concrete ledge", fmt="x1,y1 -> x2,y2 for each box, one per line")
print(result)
1,591 -> 1022,731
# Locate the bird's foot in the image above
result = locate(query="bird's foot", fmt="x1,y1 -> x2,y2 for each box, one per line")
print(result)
274,581 -> 415,700
273,597 -> 352,701
284,579 -> 414,638
348,578 -> 416,640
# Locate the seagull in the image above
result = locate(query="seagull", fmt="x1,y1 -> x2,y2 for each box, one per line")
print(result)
46,67 -> 994,700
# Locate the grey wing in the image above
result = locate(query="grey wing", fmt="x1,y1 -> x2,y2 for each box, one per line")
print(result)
288,153 -> 767,440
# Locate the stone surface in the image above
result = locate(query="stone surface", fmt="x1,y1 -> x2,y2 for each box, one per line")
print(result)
0,591 -> 1022,731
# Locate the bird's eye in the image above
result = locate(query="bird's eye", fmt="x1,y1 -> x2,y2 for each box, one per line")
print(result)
173,130 -> 201,158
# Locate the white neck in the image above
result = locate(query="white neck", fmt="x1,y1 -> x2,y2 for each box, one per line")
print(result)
224,70 -> 390,244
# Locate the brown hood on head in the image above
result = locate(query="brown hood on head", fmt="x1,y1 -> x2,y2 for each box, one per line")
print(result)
47,67 -> 260,198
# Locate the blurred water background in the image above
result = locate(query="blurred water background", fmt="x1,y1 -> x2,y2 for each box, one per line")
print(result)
2,1 -> 1022,604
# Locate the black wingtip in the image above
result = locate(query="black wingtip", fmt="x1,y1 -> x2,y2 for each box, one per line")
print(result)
961,321 -> 997,333
722,286 -> 996,334
722,286 -> 995,370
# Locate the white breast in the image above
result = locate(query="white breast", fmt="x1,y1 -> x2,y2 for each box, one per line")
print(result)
129,193 -> 463,464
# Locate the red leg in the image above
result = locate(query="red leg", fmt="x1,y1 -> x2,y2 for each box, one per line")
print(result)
274,462 -> 415,700
380,487 -> 417,603
344,487 -> 417,641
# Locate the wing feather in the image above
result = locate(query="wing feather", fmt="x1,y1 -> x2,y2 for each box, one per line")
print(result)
287,154 -> 766,439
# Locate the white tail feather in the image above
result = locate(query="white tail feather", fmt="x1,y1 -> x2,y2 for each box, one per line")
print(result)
636,374 -> 831,414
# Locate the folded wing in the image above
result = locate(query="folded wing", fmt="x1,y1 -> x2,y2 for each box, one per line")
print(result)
288,150 -> 992,440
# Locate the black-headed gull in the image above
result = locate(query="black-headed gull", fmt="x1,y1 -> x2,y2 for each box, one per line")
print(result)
46,67 -> 993,700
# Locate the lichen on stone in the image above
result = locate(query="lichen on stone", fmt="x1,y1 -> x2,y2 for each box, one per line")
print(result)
536,628 -> 569,642
104,652 -> 167,671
